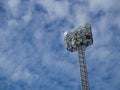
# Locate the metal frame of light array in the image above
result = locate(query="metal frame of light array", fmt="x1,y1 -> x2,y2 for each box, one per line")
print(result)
64,24 -> 93,52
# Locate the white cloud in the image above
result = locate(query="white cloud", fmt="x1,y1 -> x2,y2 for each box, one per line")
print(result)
11,66 -> 33,83
7,19 -> 19,28
7,0 -> 20,8
73,4 -> 88,26
22,11 -> 32,23
90,47 -> 111,60
7,0 -> 20,16
34,30 -> 42,40
89,0 -> 114,11
37,0 -> 70,20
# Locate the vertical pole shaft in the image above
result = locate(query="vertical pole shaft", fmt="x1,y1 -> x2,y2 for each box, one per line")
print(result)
78,46 -> 90,90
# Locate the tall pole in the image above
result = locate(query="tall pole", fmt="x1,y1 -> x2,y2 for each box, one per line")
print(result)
64,23 -> 93,90
78,46 -> 90,90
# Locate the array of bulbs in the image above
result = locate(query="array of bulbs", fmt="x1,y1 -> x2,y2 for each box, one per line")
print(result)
64,23 -> 93,52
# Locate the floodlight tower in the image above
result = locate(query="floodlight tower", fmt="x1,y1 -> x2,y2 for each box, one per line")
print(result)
64,23 -> 93,90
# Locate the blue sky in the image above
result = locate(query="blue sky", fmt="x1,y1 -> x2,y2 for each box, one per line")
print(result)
0,0 -> 120,90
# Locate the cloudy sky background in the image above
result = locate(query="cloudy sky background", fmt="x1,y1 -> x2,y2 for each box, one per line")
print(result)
0,0 -> 120,90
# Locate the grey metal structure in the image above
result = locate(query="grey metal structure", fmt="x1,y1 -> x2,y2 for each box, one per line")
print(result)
64,23 -> 93,90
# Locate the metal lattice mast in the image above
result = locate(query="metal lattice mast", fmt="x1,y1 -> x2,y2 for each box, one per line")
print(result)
78,46 -> 90,90
64,23 -> 93,90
